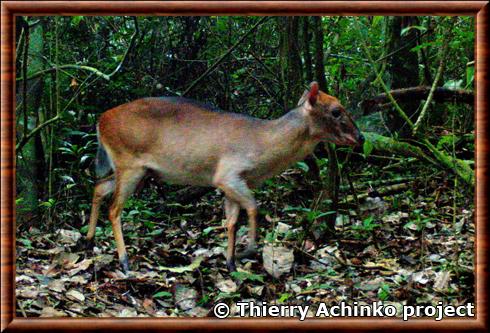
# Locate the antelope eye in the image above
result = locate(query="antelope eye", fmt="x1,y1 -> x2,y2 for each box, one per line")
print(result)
331,108 -> 341,118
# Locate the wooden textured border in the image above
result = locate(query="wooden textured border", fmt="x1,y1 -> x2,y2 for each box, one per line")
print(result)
1,1 -> 488,332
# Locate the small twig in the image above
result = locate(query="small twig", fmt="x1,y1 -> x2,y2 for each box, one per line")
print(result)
17,300 -> 27,318
246,48 -> 281,84
413,23 -> 453,135
16,18 -> 139,83
17,64 -> 112,82
350,151 -> 402,161
197,268 -> 205,299
16,114 -> 61,153
354,19 -> 414,129
293,244 -> 392,272
381,158 -> 418,171
292,244 -> 346,267
182,17 -> 269,96
345,170 -> 362,219
354,19 -> 474,186
16,71 -> 100,153
375,28 -> 431,63
106,16 -> 139,78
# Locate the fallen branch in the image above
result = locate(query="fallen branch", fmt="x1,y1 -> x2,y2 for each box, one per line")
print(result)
361,86 -> 473,114
340,176 -> 416,192
363,132 -> 437,166
345,182 -> 411,203
354,20 -> 474,186
363,132 -> 474,185
382,158 -> 418,171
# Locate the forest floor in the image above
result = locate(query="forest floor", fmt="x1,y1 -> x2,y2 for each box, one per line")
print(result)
16,157 -> 475,319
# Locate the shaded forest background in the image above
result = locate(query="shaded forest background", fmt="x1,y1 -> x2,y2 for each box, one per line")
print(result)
15,16 -> 475,318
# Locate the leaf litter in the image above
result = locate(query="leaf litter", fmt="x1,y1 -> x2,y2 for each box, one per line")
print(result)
16,164 -> 474,318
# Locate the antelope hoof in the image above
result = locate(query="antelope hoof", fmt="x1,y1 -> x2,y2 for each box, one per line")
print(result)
226,259 -> 237,273
237,245 -> 257,259
84,237 -> 95,251
120,254 -> 130,274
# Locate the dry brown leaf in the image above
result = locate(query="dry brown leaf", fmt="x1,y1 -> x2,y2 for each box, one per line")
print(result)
66,289 -> 85,302
263,244 -> 294,278
40,306 -> 66,317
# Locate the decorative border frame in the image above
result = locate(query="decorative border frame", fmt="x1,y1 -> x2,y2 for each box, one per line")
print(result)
1,1 -> 488,332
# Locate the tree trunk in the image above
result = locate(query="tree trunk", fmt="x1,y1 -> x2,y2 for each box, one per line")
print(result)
312,17 -> 327,90
16,18 -> 45,217
302,17 -> 313,83
280,17 -> 304,108
386,16 -> 420,136
311,17 -> 338,233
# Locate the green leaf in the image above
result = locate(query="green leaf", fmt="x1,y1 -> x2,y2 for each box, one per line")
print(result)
466,66 -> 474,87
410,41 -> 435,52
372,16 -> 383,27
363,138 -> 374,158
443,79 -> 463,89
403,221 -> 416,230
264,231 -> 277,242
153,291 -> 172,299
203,226 -> 215,235
400,25 -> 427,36
363,215 -> 374,227
60,175 -> 75,183
147,229 -> 163,236
377,284 -> 391,300
197,294 -> 210,306
158,256 -> 203,273
216,291 -> 241,300
277,293 -> 292,303
39,198 -> 56,208
436,134 -> 456,150
18,238 -> 33,248
230,271 -> 264,283
71,16 -> 84,27
296,161 -> 309,172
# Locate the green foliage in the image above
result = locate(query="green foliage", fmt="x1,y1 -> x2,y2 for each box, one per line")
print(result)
400,25 -> 427,36
377,283 -> 391,301
404,209 -> 433,232
352,216 -> 380,237
15,16 -> 475,228
436,134 -> 457,151
17,238 -> 33,249
284,205 -> 336,223
12,15 -> 477,319
230,271 -> 264,283
153,291 -> 172,299
362,137 -> 374,158
466,66 -> 475,88
277,293 -> 292,303
70,16 -> 85,27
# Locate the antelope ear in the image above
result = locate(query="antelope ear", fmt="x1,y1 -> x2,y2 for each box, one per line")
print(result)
308,81 -> 319,106
297,89 -> 309,106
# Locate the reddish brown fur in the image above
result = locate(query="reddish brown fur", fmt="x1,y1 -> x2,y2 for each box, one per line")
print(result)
88,82 -> 363,273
